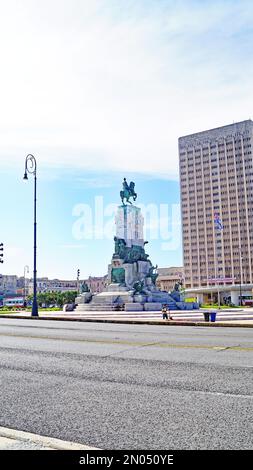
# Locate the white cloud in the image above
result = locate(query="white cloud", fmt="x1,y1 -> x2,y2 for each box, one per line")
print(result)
0,0 -> 252,178
76,177 -> 114,189
58,244 -> 87,249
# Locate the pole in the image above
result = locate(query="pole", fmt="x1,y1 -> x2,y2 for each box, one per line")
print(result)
77,269 -> 80,293
217,285 -> 221,309
239,254 -> 243,307
24,266 -> 26,305
32,173 -> 38,317
214,211 -> 223,309
23,265 -> 29,307
24,154 -> 38,317
215,240 -> 220,309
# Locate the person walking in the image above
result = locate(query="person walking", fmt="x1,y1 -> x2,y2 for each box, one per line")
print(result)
162,304 -> 173,320
162,304 -> 168,320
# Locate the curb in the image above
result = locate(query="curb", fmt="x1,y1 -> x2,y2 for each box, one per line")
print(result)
0,314 -> 253,327
0,426 -> 98,450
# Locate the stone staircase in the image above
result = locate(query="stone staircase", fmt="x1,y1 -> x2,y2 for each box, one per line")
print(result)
75,303 -> 121,311
164,297 -> 179,310
75,293 -> 179,312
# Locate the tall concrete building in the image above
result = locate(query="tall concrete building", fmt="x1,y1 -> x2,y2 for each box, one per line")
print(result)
179,120 -> 253,305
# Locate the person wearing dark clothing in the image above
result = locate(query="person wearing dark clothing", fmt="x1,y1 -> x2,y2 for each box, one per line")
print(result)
162,304 -> 172,320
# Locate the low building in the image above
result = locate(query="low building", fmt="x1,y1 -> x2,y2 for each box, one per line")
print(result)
86,275 -> 107,294
185,284 -> 253,306
27,278 -> 78,295
156,267 -> 184,292
0,275 -> 18,296
1,273 -> 108,299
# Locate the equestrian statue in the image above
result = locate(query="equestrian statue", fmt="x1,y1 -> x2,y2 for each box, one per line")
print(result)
120,178 -> 137,205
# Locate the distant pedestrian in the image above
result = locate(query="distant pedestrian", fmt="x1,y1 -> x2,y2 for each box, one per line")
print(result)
162,305 -> 168,320
162,304 -> 173,320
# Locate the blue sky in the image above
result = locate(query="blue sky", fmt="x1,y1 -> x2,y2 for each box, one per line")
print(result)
1,0 -> 253,278
0,167 -> 181,278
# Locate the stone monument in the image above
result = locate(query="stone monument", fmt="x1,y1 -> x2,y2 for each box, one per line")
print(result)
75,178 -> 198,311
75,280 -> 92,307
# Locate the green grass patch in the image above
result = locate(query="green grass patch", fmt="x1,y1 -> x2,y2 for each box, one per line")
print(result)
25,307 -> 62,312
201,304 -> 241,309
0,307 -> 62,314
0,310 -> 20,314
39,308 -> 62,312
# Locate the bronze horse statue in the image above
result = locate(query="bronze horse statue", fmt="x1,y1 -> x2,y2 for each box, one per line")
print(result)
120,181 -> 137,205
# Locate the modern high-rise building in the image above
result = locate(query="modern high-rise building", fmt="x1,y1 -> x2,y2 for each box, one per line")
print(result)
179,120 -> 253,304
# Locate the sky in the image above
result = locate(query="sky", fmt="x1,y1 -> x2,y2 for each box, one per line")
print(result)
1,0 -> 253,279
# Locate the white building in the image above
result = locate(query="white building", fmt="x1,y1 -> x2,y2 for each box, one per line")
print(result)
27,278 -> 78,295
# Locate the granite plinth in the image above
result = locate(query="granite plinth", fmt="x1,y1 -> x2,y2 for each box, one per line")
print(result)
92,290 -> 133,305
144,302 -> 162,311
75,293 -> 92,304
125,302 -> 144,311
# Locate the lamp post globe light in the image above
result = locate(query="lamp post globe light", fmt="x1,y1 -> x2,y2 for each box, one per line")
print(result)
23,154 -> 38,317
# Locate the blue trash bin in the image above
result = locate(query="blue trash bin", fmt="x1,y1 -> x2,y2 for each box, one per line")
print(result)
210,312 -> 217,322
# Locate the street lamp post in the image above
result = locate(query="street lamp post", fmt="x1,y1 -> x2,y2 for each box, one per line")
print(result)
77,268 -> 80,293
23,154 -> 38,317
239,254 -> 243,307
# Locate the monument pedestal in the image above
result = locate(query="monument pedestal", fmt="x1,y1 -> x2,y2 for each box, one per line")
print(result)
125,303 -> 143,311
76,192 -> 193,311
75,292 -> 92,305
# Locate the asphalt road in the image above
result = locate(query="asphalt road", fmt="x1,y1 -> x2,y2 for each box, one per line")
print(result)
0,318 -> 252,450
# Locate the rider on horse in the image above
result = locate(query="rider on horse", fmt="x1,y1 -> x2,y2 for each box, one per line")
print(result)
120,178 -> 137,205
123,178 -> 129,191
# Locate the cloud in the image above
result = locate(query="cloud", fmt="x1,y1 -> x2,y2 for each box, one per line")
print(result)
58,244 -> 87,249
76,177 -> 115,189
0,0 -> 253,178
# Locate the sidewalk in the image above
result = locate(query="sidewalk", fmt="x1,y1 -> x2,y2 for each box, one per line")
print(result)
0,310 -> 253,327
0,426 -> 98,450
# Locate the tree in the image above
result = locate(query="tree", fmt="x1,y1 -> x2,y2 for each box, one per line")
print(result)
27,291 -> 78,308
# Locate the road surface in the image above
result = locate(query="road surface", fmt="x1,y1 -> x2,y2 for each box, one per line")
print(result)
0,318 -> 252,449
